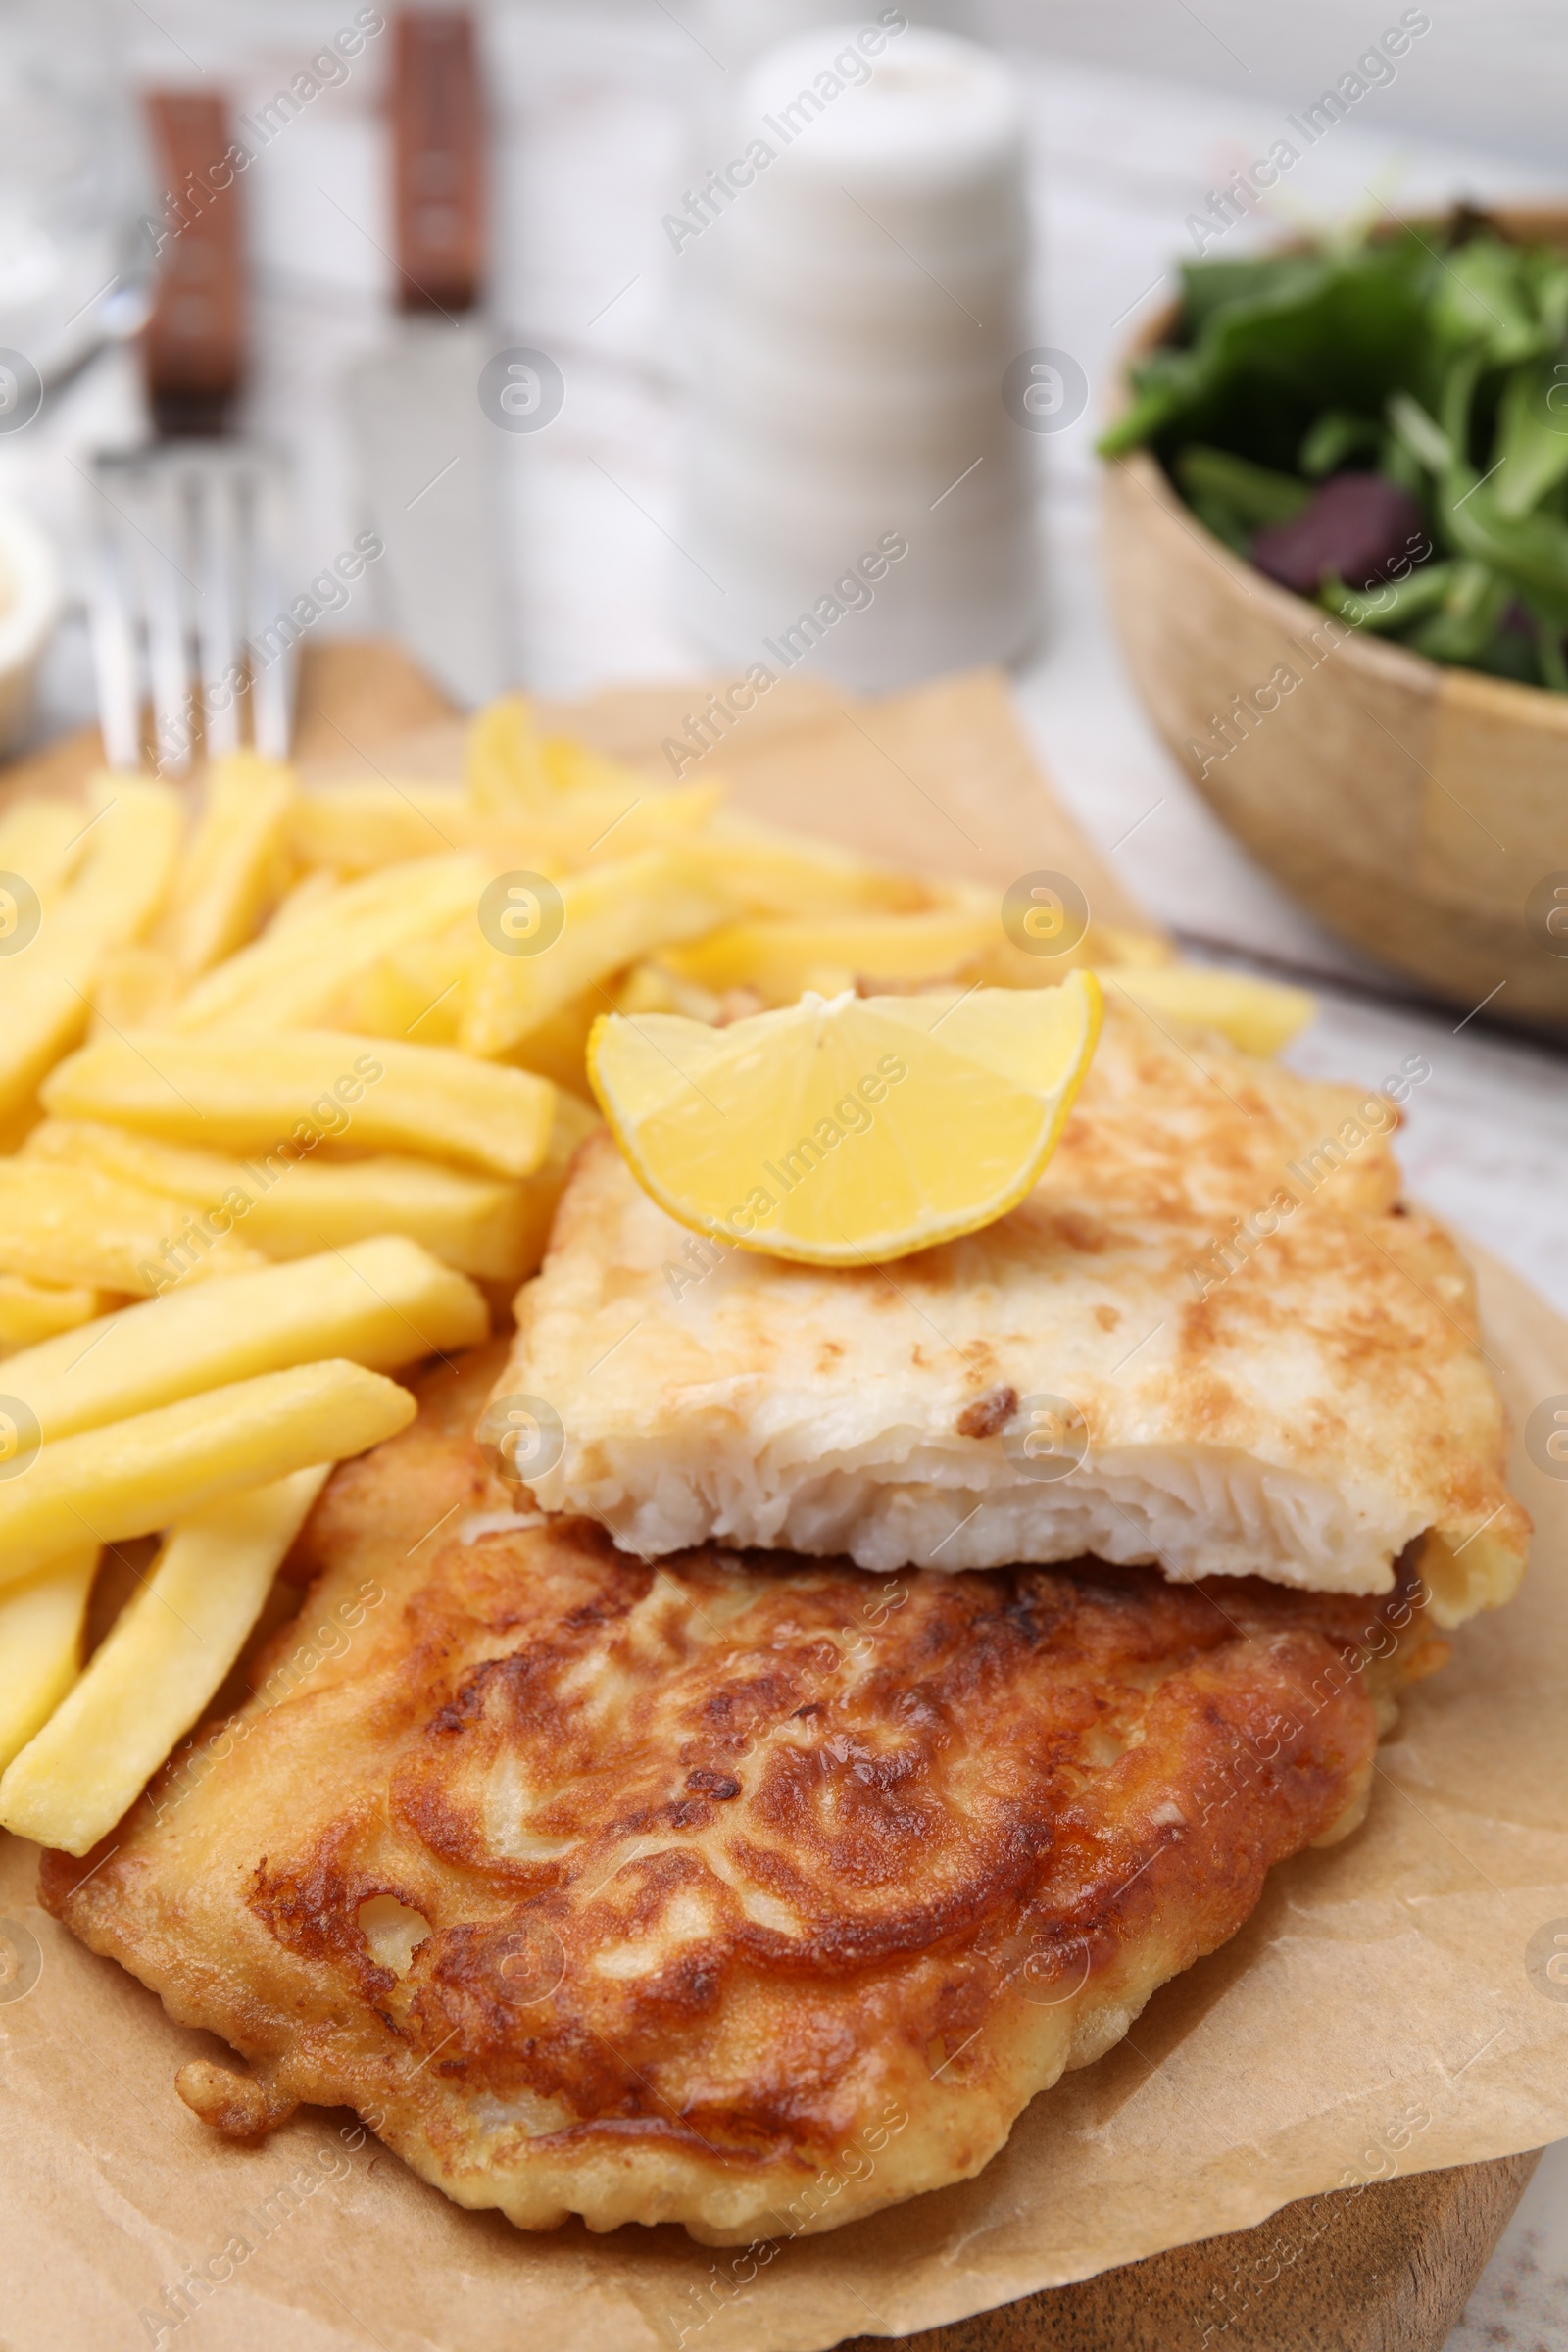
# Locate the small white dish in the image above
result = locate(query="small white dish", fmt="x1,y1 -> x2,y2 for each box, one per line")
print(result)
0,504 -> 64,758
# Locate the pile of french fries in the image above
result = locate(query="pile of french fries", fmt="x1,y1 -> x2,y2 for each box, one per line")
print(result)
0,694 -> 1311,1856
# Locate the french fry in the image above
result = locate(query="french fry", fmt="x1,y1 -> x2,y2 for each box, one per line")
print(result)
500,990 -> 598,1098
0,795 -> 91,904
0,1359 -> 414,1589
171,850 -> 490,1032
0,775 -> 182,1122
3,1236 -> 484,1440
539,734 -> 648,796
543,1084 -> 603,1160
1096,965 -> 1316,1056
0,1273 -> 108,1351
0,1470 -> 327,1853
682,812 -> 934,916
90,942 -> 184,1031
24,1120 -> 572,1284
967,914 -> 1176,993
662,906 -> 998,1005
270,867 -> 346,930
372,705 -> 655,823
612,962 -> 688,1016
521,743 -> 730,858
519,783 -> 721,868
156,749 -> 295,977
486,714 -> 676,808
336,922 -> 470,1043
467,692 -> 553,813
965,933 -> 1094,989
469,694 -> 724,846
62,772 -> 183,925
460,848 -> 732,1057
288,777 -> 722,876
41,1029 -> 556,1178
0,1160 -> 269,1296
0,1543 -> 97,1776
287,781 -> 468,876
22,1117 -> 211,1187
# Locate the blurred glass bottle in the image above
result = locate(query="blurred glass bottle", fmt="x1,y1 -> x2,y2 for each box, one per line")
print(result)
0,0 -> 156,391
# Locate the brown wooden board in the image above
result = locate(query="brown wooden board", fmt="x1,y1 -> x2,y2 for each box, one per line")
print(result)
836,2152 -> 1540,2352
0,642 -> 1548,2351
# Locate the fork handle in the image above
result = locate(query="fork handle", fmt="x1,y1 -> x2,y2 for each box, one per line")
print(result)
143,93 -> 247,437
392,9 -> 485,314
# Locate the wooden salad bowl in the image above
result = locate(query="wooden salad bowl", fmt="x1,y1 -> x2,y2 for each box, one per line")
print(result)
1101,204 -> 1568,1029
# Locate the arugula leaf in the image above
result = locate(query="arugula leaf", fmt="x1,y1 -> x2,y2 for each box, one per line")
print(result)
1319,563 -> 1456,632
1492,356 -> 1568,518
1524,247 -> 1568,347
1533,614 -> 1568,691
1438,347 -> 1484,456
1386,391 -> 1452,474
1378,427 -> 1430,501
1177,253 -> 1323,337
1437,465 -> 1568,624
1176,447 -> 1309,527
1299,411 -> 1382,475
1405,561 -> 1512,661
1428,236 -> 1542,365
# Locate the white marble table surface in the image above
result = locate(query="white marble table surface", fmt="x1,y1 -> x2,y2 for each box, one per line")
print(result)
2,6 -> 1563,2340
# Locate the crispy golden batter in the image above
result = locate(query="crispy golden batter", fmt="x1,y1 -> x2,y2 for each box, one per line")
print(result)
43,1348 -> 1446,2244
509,1002 -> 1529,1621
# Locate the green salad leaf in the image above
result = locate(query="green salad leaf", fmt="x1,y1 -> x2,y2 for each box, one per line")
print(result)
1493,356 -> 1568,517
1102,215 -> 1568,689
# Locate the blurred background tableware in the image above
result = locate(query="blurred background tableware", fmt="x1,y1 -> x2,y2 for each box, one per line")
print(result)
0,0 -> 154,756
0,501 -> 63,756
678,22 -> 1040,692
86,93 -> 295,772
344,7 -> 508,710
704,0 -> 979,74
1102,205 -> 1568,1033
0,0 -> 154,391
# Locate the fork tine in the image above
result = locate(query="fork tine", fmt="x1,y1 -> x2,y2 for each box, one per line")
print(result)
89,443 -> 297,771
84,481 -> 143,772
194,454 -> 243,759
244,454 -> 296,760
142,462 -> 197,776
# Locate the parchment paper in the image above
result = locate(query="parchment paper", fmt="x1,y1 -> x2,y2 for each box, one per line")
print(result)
1,667 -> 1564,2352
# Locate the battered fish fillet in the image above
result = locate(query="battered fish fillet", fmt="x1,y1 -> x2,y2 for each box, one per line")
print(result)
44,1348 -> 1447,2244
507,1002 -> 1527,1623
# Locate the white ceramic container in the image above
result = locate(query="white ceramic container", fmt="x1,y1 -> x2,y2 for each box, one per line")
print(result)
678,23 -> 1040,691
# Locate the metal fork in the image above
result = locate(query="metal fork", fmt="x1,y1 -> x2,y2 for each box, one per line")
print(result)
85,441 -> 297,774
86,89 -> 297,775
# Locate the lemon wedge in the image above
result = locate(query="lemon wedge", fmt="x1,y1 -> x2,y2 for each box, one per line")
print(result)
586,973 -> 1102,1266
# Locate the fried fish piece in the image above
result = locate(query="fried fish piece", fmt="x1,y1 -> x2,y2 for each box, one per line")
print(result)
44,1348 -> 1446,2244
507,1002 -> 1527,1624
